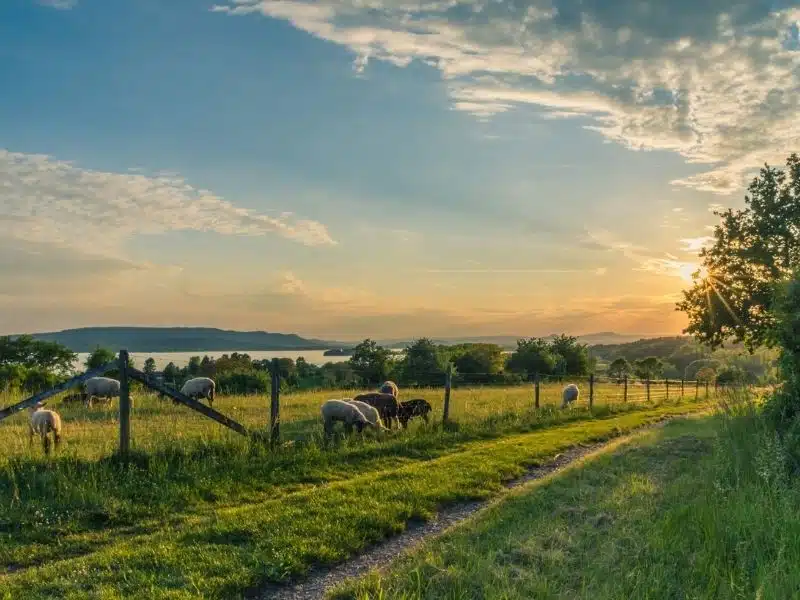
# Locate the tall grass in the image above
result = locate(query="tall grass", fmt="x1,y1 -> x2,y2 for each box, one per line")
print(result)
333,389 -> 800,600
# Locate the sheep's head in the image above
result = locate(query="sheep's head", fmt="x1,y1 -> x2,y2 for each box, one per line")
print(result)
29,401 -> 46,414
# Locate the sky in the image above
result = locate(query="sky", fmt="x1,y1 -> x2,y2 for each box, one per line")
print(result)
1,0 -> 798,341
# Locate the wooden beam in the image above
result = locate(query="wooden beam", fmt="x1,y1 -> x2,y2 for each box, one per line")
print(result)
0,361 -> 119,422
126,368 -> 248,437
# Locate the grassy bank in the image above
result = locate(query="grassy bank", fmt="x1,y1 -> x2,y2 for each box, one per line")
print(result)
334,401 -> 800,599
0,399 -> 711,599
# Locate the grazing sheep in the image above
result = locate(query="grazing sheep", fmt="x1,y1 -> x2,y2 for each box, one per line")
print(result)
321,399 -> 372,436
561,383 -> 580,408
84,377 -> 121,408
378,380 -> 399,399
180,377 -> 216,407
61,392 -> 87,406
397,398 -> 432,429
29,402 -> 62,455
346,399 -> 389,430
353,392 -> 400,429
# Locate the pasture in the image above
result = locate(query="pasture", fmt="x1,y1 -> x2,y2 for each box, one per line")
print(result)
0,382 -> 716,599
334,400 -> 800,600
0,378 -> 705,460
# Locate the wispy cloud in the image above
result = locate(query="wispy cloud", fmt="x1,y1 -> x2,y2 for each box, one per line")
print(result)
37,0 -> 77,9
212,0 -> 800,195
0,149 -> 336,257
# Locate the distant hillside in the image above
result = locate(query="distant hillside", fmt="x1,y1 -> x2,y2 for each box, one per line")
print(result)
378,332 -> 655,350
21,327 -> 332,353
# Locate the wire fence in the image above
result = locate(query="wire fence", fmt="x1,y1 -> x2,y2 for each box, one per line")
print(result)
0,353 -> 756,460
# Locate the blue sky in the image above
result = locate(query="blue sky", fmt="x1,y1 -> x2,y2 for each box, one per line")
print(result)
1,0 -> 798,340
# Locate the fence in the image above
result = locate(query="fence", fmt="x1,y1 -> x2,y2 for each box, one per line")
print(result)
0,350 -> 253,458
0,354 -> 738,457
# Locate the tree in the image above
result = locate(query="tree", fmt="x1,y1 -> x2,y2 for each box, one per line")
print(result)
348,339 -> 392,385
163,362 -> 181,384
399,338 -> 446,386
84,347 -> 117,370
506,338 -> 557,378
715,365 -> 750,385
607,358 -> 632,382
677,153 -> 800,351
143,357 -> 157,376
549,334 -> 591,376
0,335 -> 76,375
451,344 -> 505,381
187,356 -> 202,376
634,356 -> 664,380
695,367 -> 717,383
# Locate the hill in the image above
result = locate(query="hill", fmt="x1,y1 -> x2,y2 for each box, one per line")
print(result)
20,327 -> 332,353
377,332 -> 654,350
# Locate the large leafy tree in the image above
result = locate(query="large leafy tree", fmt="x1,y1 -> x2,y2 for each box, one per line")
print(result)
677,153 -> 800,351
348,338 -> 393,385
399,338 -> 446,386
506,338 -> 557,378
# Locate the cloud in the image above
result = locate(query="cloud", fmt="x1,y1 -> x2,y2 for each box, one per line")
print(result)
0,149 -> 336,259
679,236 -> 714,253
37,0 -> 77,9
212,0 -> 800,194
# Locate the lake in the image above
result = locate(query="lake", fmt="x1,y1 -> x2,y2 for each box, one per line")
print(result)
73,349 -> 352,371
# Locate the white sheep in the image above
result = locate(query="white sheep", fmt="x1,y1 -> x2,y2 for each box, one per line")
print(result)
561,383 -> 580,408
29,402 -> 62,455
346,399 -> 389,431
321,399 -> 373,436
379,380 -> 399,399
180,377 -> 216,406
84,377 -> 121,408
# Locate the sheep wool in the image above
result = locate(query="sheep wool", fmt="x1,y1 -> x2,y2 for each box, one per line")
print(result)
561,384 -> 580,408
378,380 -> 399,398
29,404 -> 62,455
346,400 -> 388,430
180,377 -> 216,406
84,377 -> 121,406
321,399 -> 370,435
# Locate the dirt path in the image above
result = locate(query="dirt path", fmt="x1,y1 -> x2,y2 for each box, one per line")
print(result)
258,417 -> 678,600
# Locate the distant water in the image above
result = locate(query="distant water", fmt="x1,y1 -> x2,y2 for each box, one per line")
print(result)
73,350 -> 350,371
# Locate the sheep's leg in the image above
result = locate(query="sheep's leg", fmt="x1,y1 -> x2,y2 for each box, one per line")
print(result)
344,422 -> 353,435
43,434 -> 51,456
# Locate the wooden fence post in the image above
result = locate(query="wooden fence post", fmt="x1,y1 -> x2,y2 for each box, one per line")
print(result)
665,378 -> 670,401
623,375 -> 628,402
534,374 -> 540,409
646,378 -> 651,403
681,378 -> 685,397
695,379 -> 699,399
443,363 -> 452,424
119,349 -> 131,458
705,380 -> 710,398
270,358 -> 280,448
589,373 -> 594,410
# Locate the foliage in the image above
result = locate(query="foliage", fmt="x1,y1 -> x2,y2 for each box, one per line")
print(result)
695,367 -> 717,383
607,357 -> 632,382
505,338 -> 557,378
633,356 -> 664,380
397,338 -> 447,386
348,339 -> 393,385
550,334 -> 591,376
0,336 -> 76,392
677,153 -> 800,351
143,358 -> 157,376
84,347 -> 118,371
450,343 -> 506,383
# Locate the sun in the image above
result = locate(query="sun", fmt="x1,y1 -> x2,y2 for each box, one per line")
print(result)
679,262 -> 707,283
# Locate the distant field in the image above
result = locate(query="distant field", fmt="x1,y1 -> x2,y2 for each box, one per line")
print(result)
0,379 -> 708,461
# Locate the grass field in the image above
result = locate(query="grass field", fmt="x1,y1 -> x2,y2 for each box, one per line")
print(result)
0,383 -> 715,599
0,379 -> 704,461
333,397 -> 799,600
